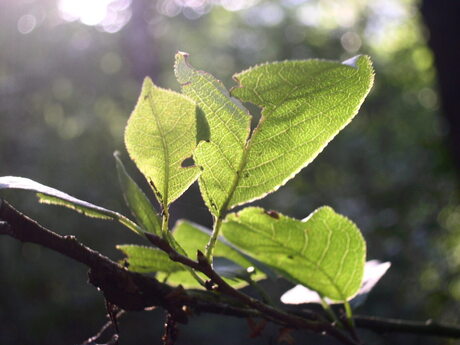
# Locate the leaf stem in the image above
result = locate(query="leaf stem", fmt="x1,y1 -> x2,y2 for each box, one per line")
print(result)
161,206 -> 170,238
344,302 -> 354,326
205,216 -> 223,264
319,295 -> 339,324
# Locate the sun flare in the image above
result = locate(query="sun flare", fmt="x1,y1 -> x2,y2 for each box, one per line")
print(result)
57,0 -> 132,32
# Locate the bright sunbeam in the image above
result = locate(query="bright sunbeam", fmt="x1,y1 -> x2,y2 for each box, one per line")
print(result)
58,0 -> 132,32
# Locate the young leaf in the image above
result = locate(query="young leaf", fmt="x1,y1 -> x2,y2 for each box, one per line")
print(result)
114,152 -> 162,234
175,53 -> 374,216
0,176 -> 143,235
280,260 -> 391,305
221,207 -> 366,302
157,220 -> 265,288
125,77 -> 201,208
117,245 -> 183,273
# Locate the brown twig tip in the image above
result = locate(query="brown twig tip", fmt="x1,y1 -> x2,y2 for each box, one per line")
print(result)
196,250 -> 208,265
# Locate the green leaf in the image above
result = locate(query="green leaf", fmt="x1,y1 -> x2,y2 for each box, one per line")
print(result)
0,176 -> 143,235
157,220 -> 265,288
221,206 -> 366,302
117,245 -> 183,273
125,77 -> 201,207
175,52 -> 251,216
175,53 -> 374,216
114,151 -> 161,234
229,56 -> 374,208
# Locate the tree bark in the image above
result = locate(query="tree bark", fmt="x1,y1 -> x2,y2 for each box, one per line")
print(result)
420,0 -> 460,172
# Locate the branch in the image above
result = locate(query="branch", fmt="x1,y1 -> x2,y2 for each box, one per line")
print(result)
2,198 -> 460,343
0,199 -> 188,321
354,315 -> 460,338
145,232 -> 357,345
80,310 -> 125,345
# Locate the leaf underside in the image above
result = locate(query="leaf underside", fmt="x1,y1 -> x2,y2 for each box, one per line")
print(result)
0,176 -> 144,235
175,53 -> 374,217
222,206 -> 366,302
0,176 -> 117,220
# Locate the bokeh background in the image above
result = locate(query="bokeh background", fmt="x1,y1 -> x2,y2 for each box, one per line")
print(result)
1,0 -> 460,344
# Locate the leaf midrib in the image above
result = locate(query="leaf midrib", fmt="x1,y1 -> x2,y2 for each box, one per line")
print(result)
148,91 -> 169,206
215,79 -> 295,216
224,63 -> 364,210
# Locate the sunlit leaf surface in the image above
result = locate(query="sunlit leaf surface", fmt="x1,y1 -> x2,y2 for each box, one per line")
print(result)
222,206 -> 366,301
175,53 -> 374,216
125,77 -> 201,207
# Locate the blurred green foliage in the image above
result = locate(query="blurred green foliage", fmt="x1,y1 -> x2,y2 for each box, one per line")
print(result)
1,0 -> 459,344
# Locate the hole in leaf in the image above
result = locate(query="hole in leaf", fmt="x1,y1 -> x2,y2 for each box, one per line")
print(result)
181,156 -> 195,168
241,101 -> 261,134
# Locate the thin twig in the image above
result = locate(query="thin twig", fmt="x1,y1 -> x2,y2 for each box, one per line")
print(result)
354,315 -> 460,338
81,310 -> 125,345
162,312 -> 179,345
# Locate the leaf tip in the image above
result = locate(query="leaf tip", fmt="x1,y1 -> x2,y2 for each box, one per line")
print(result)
342,54 -> 370,69
174,51 -> 193,85
141,76 -> 155,90
175,50 -> 190,60
342,55 -> 375,87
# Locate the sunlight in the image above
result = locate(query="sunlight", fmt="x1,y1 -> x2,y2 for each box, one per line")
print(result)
57,0 -> 132,32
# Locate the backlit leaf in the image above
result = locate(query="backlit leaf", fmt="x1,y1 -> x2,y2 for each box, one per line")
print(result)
175,53 -> 374,216
175,52 -> 251,216
125,77 -> 201,207
222,206 -> 366,301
